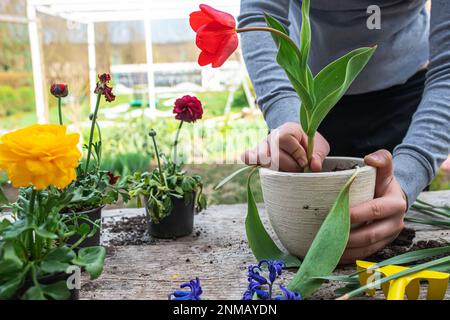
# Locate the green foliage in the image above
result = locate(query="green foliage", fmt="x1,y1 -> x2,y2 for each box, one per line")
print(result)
405,199 -> 450,228
264,0 -> 376,160
287,171 -> 357,297
127,157 -> 207,224
54,166 -> 130,212
0,187 -> 105,300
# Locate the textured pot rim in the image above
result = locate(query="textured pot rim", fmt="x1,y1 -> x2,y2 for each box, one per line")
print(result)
259,156 -> 375,177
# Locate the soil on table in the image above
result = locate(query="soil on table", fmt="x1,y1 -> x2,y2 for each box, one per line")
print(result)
104,215 -> 448,265
367,227 -> 449,264
103,214 -> 204,246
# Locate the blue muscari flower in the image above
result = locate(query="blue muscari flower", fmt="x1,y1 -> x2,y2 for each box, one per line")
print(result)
258,260 -> 285,283
274,285 -> 302,300
168,277 -> 202,300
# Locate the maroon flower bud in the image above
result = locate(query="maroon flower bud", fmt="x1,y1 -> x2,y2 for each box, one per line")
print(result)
94,73 -> 115,102
50,84 -> 68,98
172,95 -> 203,123
106,171 -> 120,185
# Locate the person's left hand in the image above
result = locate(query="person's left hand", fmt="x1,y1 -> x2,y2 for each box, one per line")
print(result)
340,149 -> 408,264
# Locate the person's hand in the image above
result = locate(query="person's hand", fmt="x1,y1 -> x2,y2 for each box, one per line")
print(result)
241,122 -> 330,172
340,149 -> 408,264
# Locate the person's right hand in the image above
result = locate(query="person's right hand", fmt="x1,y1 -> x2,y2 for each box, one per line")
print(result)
241,122 -> 330,172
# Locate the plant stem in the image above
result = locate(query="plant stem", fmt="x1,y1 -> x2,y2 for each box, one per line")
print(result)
84,94 -> 102,173
28,189 -> 39,260
150,133 -> 167,187
304,134 -> 314,172
236,27 -> 301,57
57,97 -> 63,125
29,188 -> 37,216
173,120 -> 184,165
95,120 -> 102,171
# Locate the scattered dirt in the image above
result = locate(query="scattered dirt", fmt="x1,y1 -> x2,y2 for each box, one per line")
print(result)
104,215 -> 157,246
368,227 -> 449,263
103,214 -> 206,246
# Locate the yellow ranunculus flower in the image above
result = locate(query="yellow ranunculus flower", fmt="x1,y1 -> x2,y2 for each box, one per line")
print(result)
0,124 -> 81,190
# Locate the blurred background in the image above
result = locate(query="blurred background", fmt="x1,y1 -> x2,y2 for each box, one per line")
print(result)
0,0 -> 448,206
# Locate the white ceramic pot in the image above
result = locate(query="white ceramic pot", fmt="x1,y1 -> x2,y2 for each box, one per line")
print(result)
259,157 -> 376,258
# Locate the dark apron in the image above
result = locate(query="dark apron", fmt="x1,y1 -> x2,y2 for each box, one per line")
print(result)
319,69 -> 426,158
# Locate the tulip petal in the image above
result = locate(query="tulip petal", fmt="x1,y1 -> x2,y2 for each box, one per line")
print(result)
199,4 -> 236,29
189,11 -> 213,32
198,51 -> 214,66
196,22 -> 233,54
212,33 -> 239,68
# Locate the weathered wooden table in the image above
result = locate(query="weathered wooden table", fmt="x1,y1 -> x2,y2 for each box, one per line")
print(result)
82,191 -> 450,300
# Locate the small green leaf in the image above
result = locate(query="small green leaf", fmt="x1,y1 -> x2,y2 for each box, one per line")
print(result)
0,185 -> 8,204
0,273 -> 24,299
73,246 -> 106,280
245,168 -> 301,268
41,246 -> 75,274
22,285 -> 46,300
34,226 -> 58,239
41,281 -> 71,300
214,166 -> 253,190
288,170 -> 358,297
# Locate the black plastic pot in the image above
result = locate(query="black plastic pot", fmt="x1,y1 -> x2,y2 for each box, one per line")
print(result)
144,194 -> 194,239
15,272 -> 79,300
64,206 -> 103,248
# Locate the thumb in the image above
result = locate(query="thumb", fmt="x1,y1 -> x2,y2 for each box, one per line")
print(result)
364,149 -> 394,196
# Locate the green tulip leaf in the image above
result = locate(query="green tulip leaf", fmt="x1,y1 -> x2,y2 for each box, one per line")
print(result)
288,170 -> 358,297
264,13 -> 314,114
307,46 -> 376,136
246,168 -> 301,268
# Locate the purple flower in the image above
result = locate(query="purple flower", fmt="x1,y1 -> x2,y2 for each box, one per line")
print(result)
241,259 -> 301,300
275,286 -> 302,300
247,265 -> 267,285
259,260 -> 285,283
168,277 -> 202,300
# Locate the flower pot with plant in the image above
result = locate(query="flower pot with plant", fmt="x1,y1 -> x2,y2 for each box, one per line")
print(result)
192,2 -> 379,298
192,2 -> 377,255
0,125 -> 106,300
128,96 -> 207,239
50,76 -> 129,248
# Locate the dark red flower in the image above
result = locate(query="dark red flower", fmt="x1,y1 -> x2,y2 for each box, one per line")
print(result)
106,171 -> 120,185
190,4 -> 238,68
50,84 -> 68,98
94,73 -> 115,102
173,95 -> 203,123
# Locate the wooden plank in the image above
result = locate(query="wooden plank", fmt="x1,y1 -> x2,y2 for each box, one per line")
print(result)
81,191 -> 450,300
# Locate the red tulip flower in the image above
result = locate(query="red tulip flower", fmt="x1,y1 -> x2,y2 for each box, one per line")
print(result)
173,95 -> 203,123
190,4 -> 238,68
